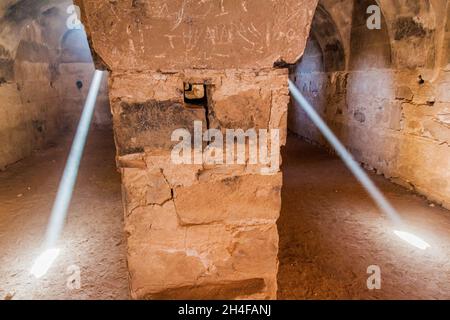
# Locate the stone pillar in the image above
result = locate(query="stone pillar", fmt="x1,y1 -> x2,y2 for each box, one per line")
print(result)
75,0 -> 318,299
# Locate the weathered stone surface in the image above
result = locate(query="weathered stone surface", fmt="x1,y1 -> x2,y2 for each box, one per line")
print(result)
125,200 -> 279,299
174,173 -> 282,225
75,0 -> 318,70
112,99 -> 206,156
145,152 -> 203,188
117,153 -> 147,170
210,89 -> 272,130
110,69 -> 289,156
122,168 -> 172,214
387,102 -> 403,131
396,86 -> 414,101
113,69 -> 289,299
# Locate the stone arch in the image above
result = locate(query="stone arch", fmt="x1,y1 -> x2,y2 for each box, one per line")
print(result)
295,33 -> 325,74
288,4 -> 347,144
308,4 -> 346,72
374,0 -> 438,69
59,29 -> 93,63
349,0 -> 392,70
14,21 -> 49,63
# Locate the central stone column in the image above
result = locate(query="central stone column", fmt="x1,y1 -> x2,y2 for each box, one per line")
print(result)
76,0 -> 317,299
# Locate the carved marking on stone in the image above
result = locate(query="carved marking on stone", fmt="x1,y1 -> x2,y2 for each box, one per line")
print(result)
155,3 -> 170,18
242,0 -> 248,12
182,25 -> 201,51
233,22 -> 256,49
165,34 -> 177,49
171,0 -> 187,31
217,0 -> 229,17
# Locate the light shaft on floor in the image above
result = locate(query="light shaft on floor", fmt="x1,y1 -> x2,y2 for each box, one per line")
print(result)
288,79 -> 402,225
288,79 -> 430,250
31,70 -> 104,278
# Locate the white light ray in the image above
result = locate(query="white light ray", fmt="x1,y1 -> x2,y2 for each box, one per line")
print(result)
31,70 -> 104,279
30,248 -> 61,278
289,80 -> 433,251
394,230 -> 431,250
289,79 -> 402,225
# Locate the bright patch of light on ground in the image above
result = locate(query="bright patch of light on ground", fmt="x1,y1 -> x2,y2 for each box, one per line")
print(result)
30,248 -> 61,278
394,230 -> 431,250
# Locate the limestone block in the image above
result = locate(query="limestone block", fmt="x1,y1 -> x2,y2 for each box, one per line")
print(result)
117,153 -> 147,169
125,200 -> 279,299
210,89 -> 272,130
174,173 -> 282,226
422,118 -> 450,144
396,86 -> 414,101
145,152 -> 203,188
269,86 -> 290,146
121,167 -> 172,215
112,100 -> 206,156
436,109 -> 450,125
110,72 -> 183,103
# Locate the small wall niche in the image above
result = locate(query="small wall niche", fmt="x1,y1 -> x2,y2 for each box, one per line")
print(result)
184,83 -> 207,107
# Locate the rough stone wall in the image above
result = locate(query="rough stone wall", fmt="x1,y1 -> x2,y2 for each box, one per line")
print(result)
289,0 -> 450,209
0,21 -> 61,170
345,68 -> 450,208
110,68 -> 289,299
289,36 -> 323,142
57,28 -> 112,131
56,63 -> 111,132
0,1 -> 111,169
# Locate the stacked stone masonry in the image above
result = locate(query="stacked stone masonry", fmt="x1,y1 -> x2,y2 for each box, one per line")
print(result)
112,69 -> 289,299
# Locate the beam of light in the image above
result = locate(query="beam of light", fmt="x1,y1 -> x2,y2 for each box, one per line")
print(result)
288,80 -> 404,225
394,230 -> 431,250
30,70 -> 104,278
289,80 -> 432,250
30,248 -> 61,279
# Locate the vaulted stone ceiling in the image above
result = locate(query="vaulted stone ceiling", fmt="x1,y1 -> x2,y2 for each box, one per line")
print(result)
0,0 -> 70,57
314,0 -> 448,70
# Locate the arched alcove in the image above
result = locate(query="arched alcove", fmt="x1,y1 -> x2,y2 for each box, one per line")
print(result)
376,0 -> 437,69
60,29 -> 93,63
349,0 -> 392,70
310,5 -> 346,72
288,3 -> 347,144
14,21 -> 45,58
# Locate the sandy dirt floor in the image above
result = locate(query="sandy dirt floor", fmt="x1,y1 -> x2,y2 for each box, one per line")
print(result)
0,129 -> 129,300
278,134 -> 450,299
